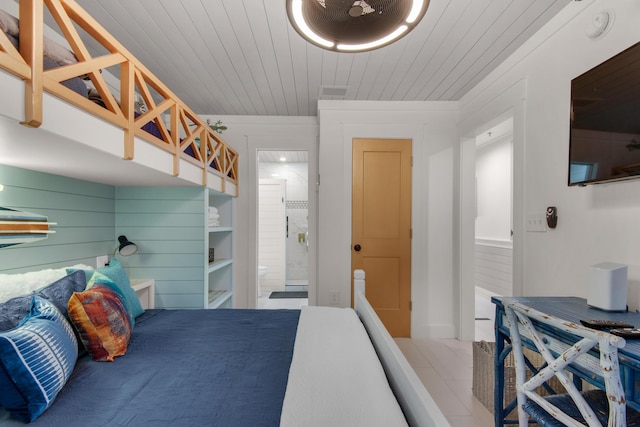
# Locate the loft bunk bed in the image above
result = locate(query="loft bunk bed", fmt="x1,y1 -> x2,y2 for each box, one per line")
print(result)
0,0 -> 238,196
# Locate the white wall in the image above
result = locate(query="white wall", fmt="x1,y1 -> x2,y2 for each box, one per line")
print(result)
318,101 -> 458,338
475,137 -> 512,242
201,115 -> 318,308
459,0 -> 640,307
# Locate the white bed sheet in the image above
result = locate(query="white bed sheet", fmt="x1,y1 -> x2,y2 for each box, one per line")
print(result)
280,306 -> 408,427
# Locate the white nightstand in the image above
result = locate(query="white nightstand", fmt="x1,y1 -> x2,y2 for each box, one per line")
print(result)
130,279 -> 155,310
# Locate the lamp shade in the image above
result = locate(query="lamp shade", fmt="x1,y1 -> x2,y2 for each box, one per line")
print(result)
116,235 -> 138,256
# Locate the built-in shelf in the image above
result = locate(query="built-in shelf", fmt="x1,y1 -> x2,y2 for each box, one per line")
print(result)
130,279 -> 155,310
208,226 -> 232,233
208,258 -> 233,273
206,189 -> 233,309
208,289 -> 233,309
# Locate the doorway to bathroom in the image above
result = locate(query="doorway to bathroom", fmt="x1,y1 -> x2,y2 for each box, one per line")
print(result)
257,150 -> 309,309
470,117 -> 514,341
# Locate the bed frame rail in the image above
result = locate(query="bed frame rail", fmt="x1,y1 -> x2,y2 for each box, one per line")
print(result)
353,269 -> 450,427
0,0 -> 238,194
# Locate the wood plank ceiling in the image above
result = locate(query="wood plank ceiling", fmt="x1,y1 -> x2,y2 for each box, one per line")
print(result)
74,0 -> 572,117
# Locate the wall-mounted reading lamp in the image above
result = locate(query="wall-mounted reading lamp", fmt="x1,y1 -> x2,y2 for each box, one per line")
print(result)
114,235 -> 138,257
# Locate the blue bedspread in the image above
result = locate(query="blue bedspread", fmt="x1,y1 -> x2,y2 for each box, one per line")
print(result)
1,308 -> 300,426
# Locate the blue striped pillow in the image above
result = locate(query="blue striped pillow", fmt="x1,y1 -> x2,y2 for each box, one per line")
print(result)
0,296 -> 78,422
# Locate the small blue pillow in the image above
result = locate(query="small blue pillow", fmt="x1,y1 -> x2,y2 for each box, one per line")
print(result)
0,270 -> 86,331
68,259 -> 144,323
0,296 -> 78,422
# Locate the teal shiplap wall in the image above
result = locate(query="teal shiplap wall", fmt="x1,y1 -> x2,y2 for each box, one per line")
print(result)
0,165 -> 115,273
115,186 -> 206,309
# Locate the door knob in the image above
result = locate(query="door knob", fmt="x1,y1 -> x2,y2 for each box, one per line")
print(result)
354,244 -> 361,252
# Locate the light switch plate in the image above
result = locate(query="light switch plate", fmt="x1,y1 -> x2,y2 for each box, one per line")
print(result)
96,255 -> 109,268
526,213 -> 547,232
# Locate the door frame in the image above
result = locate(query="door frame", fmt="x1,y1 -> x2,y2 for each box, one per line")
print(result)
246,137 -> 318,308
457,81 -> 526,340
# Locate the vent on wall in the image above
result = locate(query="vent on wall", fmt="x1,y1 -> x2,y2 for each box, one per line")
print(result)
319,85 -> 349,99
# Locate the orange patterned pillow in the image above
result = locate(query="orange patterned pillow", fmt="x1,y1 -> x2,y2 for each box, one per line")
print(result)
67,283 -> 132,362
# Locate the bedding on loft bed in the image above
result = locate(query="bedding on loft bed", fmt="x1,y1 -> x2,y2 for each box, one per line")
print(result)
0,265 -> 411,426
2,24 -> 216,171
0,3 -> 237,188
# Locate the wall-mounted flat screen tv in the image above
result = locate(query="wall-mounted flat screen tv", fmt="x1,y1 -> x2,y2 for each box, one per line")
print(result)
569,40 -> 640,186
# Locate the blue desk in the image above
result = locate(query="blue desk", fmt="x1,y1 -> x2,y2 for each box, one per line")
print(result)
492,296 -> 640,426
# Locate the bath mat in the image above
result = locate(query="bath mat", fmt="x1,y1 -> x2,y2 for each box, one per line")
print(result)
269,291 -> 308,299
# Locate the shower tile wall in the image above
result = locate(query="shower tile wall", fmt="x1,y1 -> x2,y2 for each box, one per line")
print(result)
282,163 -> 308,282
286,201 -> 308,281
258,162 -> 308,285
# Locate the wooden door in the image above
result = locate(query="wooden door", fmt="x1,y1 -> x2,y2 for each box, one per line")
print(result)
352,138 -> 412,337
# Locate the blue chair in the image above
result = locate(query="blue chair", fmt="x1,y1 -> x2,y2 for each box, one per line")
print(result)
504,299 -> 640,426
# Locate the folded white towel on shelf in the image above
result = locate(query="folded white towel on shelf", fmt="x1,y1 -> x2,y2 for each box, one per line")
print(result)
208,220 -> 220,227
208,207 -> 219,213
208,213 -> 220,219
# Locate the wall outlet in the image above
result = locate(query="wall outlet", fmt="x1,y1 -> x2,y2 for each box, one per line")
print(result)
96,255 -> 109,268
329,291 -> 340,306
526,213 -> 547,232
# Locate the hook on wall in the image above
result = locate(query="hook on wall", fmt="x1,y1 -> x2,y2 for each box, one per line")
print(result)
546,207 -> 558,229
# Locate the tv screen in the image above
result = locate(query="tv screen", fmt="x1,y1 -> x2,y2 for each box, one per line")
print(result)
569,40 -> 640,186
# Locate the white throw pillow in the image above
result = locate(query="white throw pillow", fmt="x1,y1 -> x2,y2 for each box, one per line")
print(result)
0,264 -> 93,303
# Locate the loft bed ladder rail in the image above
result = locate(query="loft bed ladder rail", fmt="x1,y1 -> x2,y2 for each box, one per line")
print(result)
0,0 -> 239,191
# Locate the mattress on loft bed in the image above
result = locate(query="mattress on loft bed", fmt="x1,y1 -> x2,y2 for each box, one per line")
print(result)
135,113 -> 221,172
0,306 -> 408,426
1,32 -> 88,98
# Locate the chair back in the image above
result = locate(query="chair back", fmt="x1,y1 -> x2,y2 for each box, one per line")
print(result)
504,299 -> 627,427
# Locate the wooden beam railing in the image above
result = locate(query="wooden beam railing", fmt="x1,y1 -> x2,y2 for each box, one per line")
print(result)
0,0 -> 238,195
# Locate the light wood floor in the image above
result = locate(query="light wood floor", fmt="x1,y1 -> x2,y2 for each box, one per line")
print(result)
395,289 -> 496,427
396,338 -> 494,427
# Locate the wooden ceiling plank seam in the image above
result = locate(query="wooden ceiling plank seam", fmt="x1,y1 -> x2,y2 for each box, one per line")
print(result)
429,1 -> 544,99
378,0 -> 475,101
305,42 -> 323,116
234,1 -> 280,115
367,36 -> 416,101
208,0 -> 269,115
348,52 -> 372,102
158,0 -> 238,114
146,1 -> 220,113
166,0 -> 253,116
247,0 -> 291,116
165,0 -> 239,114
448,1 -> 571,100
192,0 -> 254,115
416,0 -> 525,100
263,0 -> 298,116
411,0 -> 499,101
287,31 -> 311,116
83,0 -> 216,114
264,1 -> 301,115
442,0 -> 570,100
79,1 -> 199,104
387,0 -> 465,101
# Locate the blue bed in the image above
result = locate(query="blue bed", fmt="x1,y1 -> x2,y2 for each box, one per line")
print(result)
0,269 -> 446,427
1,308 -> 300,426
